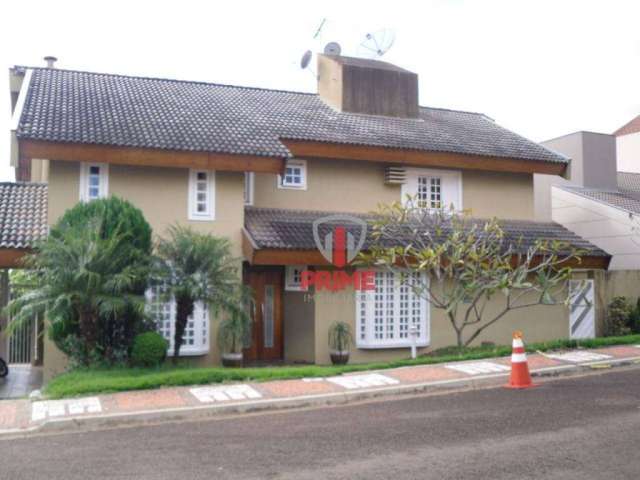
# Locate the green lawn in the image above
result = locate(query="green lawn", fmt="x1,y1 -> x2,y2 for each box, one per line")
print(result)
44,334 -> 640,399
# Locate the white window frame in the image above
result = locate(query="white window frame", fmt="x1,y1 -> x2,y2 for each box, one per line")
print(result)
355,269 -> 430,349
188,169 -> 216,221
285,265 -> 308,292
79,162 -> 109,202
244,172 -> 255,206
401,167 -> 462,211
278,159 -> 307,190
145,286 -> 210,356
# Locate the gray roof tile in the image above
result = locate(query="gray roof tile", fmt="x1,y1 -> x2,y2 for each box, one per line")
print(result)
560,185 -> 640,215
0,183 -> 48,249
617,171 -> 640,193
16,67 -> 567,165
244,206 -> 607,257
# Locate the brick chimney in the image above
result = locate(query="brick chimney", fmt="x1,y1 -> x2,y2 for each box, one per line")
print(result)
317,54 -> 419,118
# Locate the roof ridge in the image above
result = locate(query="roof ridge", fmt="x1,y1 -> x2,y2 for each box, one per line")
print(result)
18,65 -> 496,118
16,65 -> 318,97
418,105 -> 488,118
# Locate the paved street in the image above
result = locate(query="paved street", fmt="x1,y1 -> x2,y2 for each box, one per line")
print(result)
2,368 -> 640,480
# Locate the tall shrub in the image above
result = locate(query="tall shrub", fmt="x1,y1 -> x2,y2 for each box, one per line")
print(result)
6,197 -> 153,366
154,226 -> 248,361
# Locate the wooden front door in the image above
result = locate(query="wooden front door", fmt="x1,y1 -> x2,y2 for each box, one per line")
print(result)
244,269 -> 283,362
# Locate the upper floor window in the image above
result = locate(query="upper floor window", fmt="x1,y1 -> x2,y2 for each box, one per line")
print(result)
401,168 -> 461,211
79,163 -> 109,202
278,159 -> 307,190
417,176 -> 441,209
244,172 -> 255,206
188,169 -> 215,221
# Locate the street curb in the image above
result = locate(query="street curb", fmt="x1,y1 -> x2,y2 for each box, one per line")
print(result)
2,355 -> 639,438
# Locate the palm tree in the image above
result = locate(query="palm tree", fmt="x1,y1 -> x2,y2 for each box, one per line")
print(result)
6,220 -> 149,363
154,226 -> 248,360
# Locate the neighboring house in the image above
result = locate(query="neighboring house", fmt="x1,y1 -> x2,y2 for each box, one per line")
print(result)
532,129 -> 640,320
534,131 -> 617,221
6,55 -> 608,380
534,129 -> 640,269
614,114 -> 640,173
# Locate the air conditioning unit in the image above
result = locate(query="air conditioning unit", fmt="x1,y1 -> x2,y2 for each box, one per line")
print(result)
384,166 -> 407,184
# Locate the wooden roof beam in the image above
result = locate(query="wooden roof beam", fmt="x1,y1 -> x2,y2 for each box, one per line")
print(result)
19,139 -> 285,174
281,139 -> 568,176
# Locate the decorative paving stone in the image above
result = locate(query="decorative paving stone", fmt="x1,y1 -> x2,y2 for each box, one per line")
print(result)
326,373 -> 399,390
115,389 -> 186,410
190,385 -> 262,403
445,361 -> 511,375
494,354 -> 562,370
259,379 -> 337,397
596,346 -> 640,358
547,351 -> 612,363
31,397 -> 102,422
391,365 -> 465,383
0,403 -> 18,428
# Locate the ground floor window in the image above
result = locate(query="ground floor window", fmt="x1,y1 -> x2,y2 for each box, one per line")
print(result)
355,270 -> 429,348
145,285 -> 210,355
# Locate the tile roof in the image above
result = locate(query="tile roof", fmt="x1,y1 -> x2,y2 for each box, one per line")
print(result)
617,171 -> 640,193
559,185 -> 640,215
244,206 -> 608,257
15,66 -> 567,165
613,115 -> 640,136
0,183 -> 48,249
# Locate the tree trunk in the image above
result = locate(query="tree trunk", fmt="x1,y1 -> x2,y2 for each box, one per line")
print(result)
174,295 -> 195,363
78,309 -> 98,365
449,313 -> 464,348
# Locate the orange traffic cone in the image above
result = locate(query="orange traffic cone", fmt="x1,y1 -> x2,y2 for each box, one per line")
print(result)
505,331 -> 536,389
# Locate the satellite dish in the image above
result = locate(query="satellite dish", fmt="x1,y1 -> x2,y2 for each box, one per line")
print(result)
323,42 -> 342,56
300,50 -> 313,69
357,29 -> 396,59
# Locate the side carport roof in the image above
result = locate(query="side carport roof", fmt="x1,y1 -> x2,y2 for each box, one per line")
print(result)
0,182 -> 48,267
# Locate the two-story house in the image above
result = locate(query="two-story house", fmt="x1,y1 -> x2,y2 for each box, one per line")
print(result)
6,55 -> 608,380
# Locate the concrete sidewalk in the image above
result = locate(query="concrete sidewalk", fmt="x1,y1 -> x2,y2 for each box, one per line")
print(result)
1,344 -> 639,437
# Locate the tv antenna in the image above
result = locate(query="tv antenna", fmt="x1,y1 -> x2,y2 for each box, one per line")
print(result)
323,41 -> 342,56
356,29 -> 396,59
299,18 -> 338,77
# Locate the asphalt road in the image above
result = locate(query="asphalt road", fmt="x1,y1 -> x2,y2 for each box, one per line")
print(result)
2,368 -> 640,480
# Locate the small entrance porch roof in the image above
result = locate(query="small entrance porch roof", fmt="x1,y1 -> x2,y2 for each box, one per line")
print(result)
242,206 -> 611,269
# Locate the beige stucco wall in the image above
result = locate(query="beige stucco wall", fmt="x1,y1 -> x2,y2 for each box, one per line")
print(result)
48,161 -> 244,255
283,291 -> 315,363
312,273 -> 571,365
253,158 -> 399,213
44,161 -> 246,380
254,158 -> 535,220
462,171 -> 534,220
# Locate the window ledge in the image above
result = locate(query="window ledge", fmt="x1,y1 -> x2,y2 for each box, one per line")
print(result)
166,348 -> 209,357
356,341 -> 429,350
187,215 -> 216,222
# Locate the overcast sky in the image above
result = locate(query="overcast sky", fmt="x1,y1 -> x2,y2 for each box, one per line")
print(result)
2,0 -> 639,182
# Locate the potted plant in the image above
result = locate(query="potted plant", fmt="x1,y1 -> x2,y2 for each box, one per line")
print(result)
328,321 -> 353,365
217,308 -> 251,367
